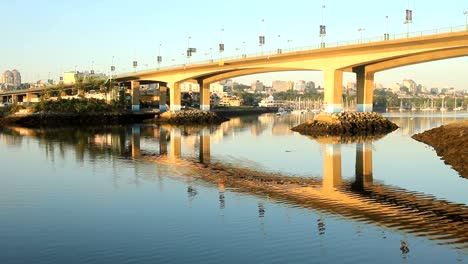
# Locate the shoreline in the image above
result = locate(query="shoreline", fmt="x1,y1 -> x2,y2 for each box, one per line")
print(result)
412,120 -> 468,179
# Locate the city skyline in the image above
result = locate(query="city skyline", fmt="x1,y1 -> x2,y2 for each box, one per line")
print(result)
1,0 -> 467,89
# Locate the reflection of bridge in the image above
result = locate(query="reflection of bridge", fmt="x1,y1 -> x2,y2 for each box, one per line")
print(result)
2,124 -> 467,248
114,28 -> 468,113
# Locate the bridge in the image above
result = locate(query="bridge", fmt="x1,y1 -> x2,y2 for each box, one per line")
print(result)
114,25 -> 468,113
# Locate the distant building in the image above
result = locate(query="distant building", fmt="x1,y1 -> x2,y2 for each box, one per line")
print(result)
306,81 -> 315,89
294,80 -> 306,92
430,87 -> 439,94
402,79 -> 417,94
388,83 -> 402,94
251,80 -> 264,92
1,69 -> 21,89
180,82 -> 200,93
272,80 -> 292,92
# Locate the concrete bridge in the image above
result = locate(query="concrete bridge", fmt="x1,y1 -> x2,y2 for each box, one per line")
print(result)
115,26 -> 468,113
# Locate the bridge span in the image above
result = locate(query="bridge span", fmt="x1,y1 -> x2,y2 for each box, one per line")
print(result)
115,27 -> 468,113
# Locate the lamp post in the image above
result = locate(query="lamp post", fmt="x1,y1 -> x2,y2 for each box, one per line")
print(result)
320,5 -> 326,48
219,28 -> 224,62
259,19 -> 265,55
157,43 -> 162,69
404,0 -> 412,38
358,27 -> 365,43
242,41 -> 246,58
277,34 -> 282,54
287,39 -> 293,51
464,11 -> 468,30
384,16 -> 389,40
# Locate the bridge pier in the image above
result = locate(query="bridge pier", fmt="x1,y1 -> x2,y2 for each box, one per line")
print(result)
169,82 -> 181,111
354,66 -> 374,112
159,84 -> 168,112
131,81 -> 140,112
323,68 -> 343,113
199,80 -> 210,111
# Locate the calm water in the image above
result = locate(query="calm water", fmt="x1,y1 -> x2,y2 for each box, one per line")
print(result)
0,112 -> 467,264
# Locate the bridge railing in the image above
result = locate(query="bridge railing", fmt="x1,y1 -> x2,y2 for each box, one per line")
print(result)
118,24 -> 467,77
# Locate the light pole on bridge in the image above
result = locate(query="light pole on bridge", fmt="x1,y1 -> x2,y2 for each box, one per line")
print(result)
404,0 -> 413,38
384,16 -> 390,40
287,39 -> 293,51
219,28 -> 224,62
358,27 -> 365,43
320,5 -> 326,48
464,11 -> 468,31
259,19 -> 265,55
157,43 -> 162,70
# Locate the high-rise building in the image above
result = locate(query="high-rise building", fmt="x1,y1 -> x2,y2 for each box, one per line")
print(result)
272,80 -> 292,92
251,80 -> 264,92
1,69 -> 21,89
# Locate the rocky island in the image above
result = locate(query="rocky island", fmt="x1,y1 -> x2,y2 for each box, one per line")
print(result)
291,112 -> 399,137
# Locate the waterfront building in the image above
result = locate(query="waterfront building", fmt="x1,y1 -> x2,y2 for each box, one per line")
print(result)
1,69 -> 21,89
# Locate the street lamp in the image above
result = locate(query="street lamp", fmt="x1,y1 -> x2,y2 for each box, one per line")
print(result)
277,34 -> 282,54
259,19 -> 265,55
157,43 -> 162,69
320,5 -> 326,48
242,41 -> 246,58
404,0 -> 413,38
358,27 -> 365,43
464,11 -> 468,30
219,28 -> 224,61
384,16 -> 390,40
287,39 -> 293,51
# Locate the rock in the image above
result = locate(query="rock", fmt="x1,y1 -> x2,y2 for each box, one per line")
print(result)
291,112 -> 398,137
156,110 -> 229,125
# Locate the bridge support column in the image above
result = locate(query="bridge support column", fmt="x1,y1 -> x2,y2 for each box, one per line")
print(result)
323,144 -> 342,192
323,68 -> 343,113
354,142 -> 373,191
199,128 -> 211,163
159,84 -> 167,112
199,80 -> 210,111
354,66 -> 374,112
25,93 -> 33,103
131,81 -> 140,112
169,82 -> 181,111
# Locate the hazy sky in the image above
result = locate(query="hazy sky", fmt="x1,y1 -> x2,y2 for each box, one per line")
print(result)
2,0 -> 467,89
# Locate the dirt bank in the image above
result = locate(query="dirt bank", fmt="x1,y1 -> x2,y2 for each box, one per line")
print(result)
412,121 -> 468,179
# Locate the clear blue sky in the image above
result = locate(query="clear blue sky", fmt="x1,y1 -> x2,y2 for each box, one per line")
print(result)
2,0 -> 467,89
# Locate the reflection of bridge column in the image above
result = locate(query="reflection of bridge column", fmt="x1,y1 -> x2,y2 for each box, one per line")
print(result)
131,80 -> 140,112
131,126 -> 141,158
323,68 -> 343,113
169,82 -> 181,111
169,128 -> 182,161
159,83 -> 167,112
199,80 -> 210,111
159,127 -> 168,154
322,144 -> 342,192
199,128 -> 211,163
354,66 -> 374,112
354,142 -> 373,190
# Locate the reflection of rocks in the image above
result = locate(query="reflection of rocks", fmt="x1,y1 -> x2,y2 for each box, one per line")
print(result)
155,110 -> 229,125
291,112 -> 398,136
307,134 -> 387,144
412,121 -> 468,179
